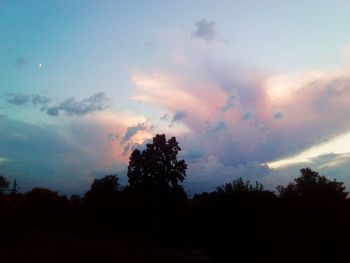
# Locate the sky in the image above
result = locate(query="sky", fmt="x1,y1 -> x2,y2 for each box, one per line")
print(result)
2,0 -> 350,195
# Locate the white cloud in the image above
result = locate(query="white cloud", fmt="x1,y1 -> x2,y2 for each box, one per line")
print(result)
268,132 -> 350,169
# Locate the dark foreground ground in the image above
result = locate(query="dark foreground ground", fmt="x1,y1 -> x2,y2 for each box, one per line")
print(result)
0,231 -> 211,263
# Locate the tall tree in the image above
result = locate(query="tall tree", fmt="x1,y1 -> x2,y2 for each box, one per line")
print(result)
127,134 -> 187,194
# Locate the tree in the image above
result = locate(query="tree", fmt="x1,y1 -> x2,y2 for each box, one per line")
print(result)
216,177 -> 264,195
277,168 -> 348,201
127,134 -> 187,195
10,179 -> 19,196
0,174 -> 9,194
85,175 -> 121,202
22,188 -> 68,227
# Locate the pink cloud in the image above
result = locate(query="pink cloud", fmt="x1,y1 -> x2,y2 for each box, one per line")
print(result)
131,63 -> 350,167
131,71 -> 227,129
64,111 -> 153,170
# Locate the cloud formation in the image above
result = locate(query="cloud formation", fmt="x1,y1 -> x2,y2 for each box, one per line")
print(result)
121,122 -> 149,144
119,121 -> 155,156
133,62 -> 350,165
32,95 -> 51,106
6,93 -> 31,105
221,90 -> 238,112
193,20 -> 217,42
185,156 -> 272,193
5,92 -> 111,117
172,111 -> 187,122
131,39 -> 350,191
46,92 -> 110,116
6,93 -> 51,107
0,111 -> 151,193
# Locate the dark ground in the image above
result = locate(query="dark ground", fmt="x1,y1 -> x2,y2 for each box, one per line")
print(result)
0,231 -> 211,263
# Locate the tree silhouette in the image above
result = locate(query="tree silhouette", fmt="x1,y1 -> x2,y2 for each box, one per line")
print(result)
276,168 -> 349,262
21,188 -> 68,228
0,174 -> 9,194
127,134 -> 187,195
85,175 -> 121,208
277,167 -> 348,201
10,179 -> 19,196
216,177 -> 264,195
85,175 -> 120,199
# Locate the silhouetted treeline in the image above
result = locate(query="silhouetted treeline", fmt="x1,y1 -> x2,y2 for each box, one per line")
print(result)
1,135 -> 350,263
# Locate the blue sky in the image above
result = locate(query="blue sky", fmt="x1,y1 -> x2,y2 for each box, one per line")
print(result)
2,1 -> 350,195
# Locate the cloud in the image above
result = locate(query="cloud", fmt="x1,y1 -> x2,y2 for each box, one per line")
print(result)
193,20 -> 217,42
0,156 -> 7,165
133,60 -> 350,168
132,71 -> 227,129
4,92 -> 111,117
121,122 -> 149,144
221,90 -> 238,112
6,23 -> 350,195
122,143 -> 132,156
208,120 -> 227,133
266,152 -> 350,190
45,92 -> 110,116
32,94 -> 51,106
6,93 -> 31,105
0,114 -> 7,120
181,150 -> 203,162
129,33 -> 350,194
185,156 -> 272,193
46,107 -> 59,116
172,111 -> 187,122
6,93 -> 51,107
0,111 -> 149,194
117,121 -> 158,156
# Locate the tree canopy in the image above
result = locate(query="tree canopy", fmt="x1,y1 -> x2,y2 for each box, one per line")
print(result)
216,177 -> 264,195
277,167 -> 348,201
127,134 -> 187,195
85,175 -> 121,202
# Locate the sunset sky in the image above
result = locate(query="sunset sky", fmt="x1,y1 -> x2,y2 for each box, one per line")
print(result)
2,1 -> 350,194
